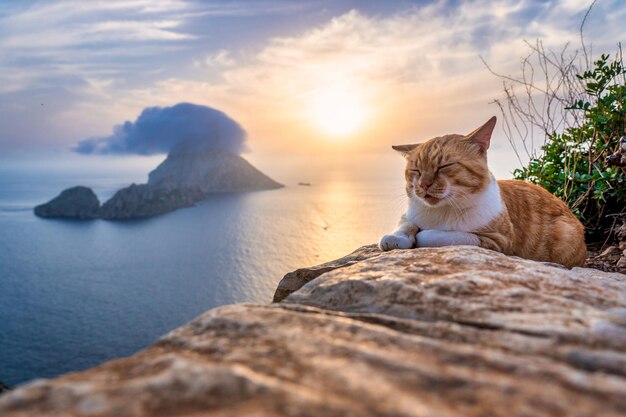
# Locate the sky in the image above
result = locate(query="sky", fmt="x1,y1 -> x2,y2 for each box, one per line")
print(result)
1,0 -> 625,180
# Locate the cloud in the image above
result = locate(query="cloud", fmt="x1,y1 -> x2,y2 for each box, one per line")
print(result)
0,0 -> 198,119
157,2 -> 625,146
194,49 -> 236,68
74,102 -> 247,155
220,1 -> 622,104
0,2 -> 195,49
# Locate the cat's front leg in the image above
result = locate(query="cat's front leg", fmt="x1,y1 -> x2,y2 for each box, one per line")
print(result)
379,214 -> 419,251
379,233 -> 415,251
416,230 -> 480,247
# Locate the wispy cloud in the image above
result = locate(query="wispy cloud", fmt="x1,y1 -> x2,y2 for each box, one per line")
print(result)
0,2 -> 195,48
194,49 -> 236,69
0,0 -> 191,25
2,20 -> 193,51
0,0 -> 321,100
0,1 -> 197,101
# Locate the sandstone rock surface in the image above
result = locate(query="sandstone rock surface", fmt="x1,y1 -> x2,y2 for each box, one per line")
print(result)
34,186 -> 100,219
272,244 -> 380,302
2,246 -> 626,417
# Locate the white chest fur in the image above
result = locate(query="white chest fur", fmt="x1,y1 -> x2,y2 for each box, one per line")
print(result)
406,178 -> 503,232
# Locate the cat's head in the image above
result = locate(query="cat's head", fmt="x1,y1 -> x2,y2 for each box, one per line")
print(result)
393,116 -> 496,207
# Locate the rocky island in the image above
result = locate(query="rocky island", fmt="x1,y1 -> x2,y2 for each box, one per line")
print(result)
33,186 -> 100,219
34,147 -> 282,220
1,245 -> 625,416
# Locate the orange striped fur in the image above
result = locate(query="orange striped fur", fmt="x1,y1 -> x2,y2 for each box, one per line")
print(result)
380,116 -> 586,268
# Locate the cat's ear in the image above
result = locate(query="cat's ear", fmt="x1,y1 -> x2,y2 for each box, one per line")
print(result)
467,116 -> 496,152
392,144 -> 418,158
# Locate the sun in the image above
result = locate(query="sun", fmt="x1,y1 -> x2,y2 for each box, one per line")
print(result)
307,87 -> 369,138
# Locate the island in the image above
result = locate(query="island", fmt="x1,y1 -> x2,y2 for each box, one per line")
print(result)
33,186 -> 100,219
34,145 -> 282,220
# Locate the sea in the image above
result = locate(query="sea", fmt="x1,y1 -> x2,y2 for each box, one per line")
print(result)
0,157 -> 407,387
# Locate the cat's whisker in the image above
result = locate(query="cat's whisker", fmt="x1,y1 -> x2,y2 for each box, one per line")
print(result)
444,196 -> 464,215
385,190 -> 410,215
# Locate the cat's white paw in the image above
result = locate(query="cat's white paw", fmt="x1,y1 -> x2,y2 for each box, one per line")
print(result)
416,229 -> 480,247
379,233 -> 414,251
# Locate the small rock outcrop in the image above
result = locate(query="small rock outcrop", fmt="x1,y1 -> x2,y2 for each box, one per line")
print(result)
272,244 -> 380,302
35,150 -> 282,220
2,246 -> 626,417
34,186 -> 100,219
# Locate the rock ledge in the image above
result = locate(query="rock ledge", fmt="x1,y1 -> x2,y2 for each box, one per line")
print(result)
1,246 -> 626,417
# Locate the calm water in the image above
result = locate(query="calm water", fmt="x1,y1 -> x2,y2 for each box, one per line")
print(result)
0,164 -> 404,386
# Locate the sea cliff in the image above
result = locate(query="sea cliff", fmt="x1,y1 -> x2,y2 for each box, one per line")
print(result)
1,246 -> 626,416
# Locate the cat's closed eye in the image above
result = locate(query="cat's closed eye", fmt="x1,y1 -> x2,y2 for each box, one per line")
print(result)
437,162 -> 457,173
408,168 -> 421,176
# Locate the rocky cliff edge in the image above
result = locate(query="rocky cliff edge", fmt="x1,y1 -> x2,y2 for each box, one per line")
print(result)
1,246 -> 626,416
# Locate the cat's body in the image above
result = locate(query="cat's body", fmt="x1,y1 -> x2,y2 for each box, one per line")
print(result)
380,117 -> 586,268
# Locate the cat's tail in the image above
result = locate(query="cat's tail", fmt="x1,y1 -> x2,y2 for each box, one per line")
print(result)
551,217 -> 587,268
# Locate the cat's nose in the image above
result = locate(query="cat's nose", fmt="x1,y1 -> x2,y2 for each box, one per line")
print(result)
418,179 -> 432,191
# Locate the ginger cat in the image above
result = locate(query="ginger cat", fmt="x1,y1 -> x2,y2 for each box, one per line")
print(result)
380,116 -> 587,268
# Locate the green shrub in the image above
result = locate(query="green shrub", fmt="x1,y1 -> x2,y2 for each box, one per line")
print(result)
512,54 -> 626,241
